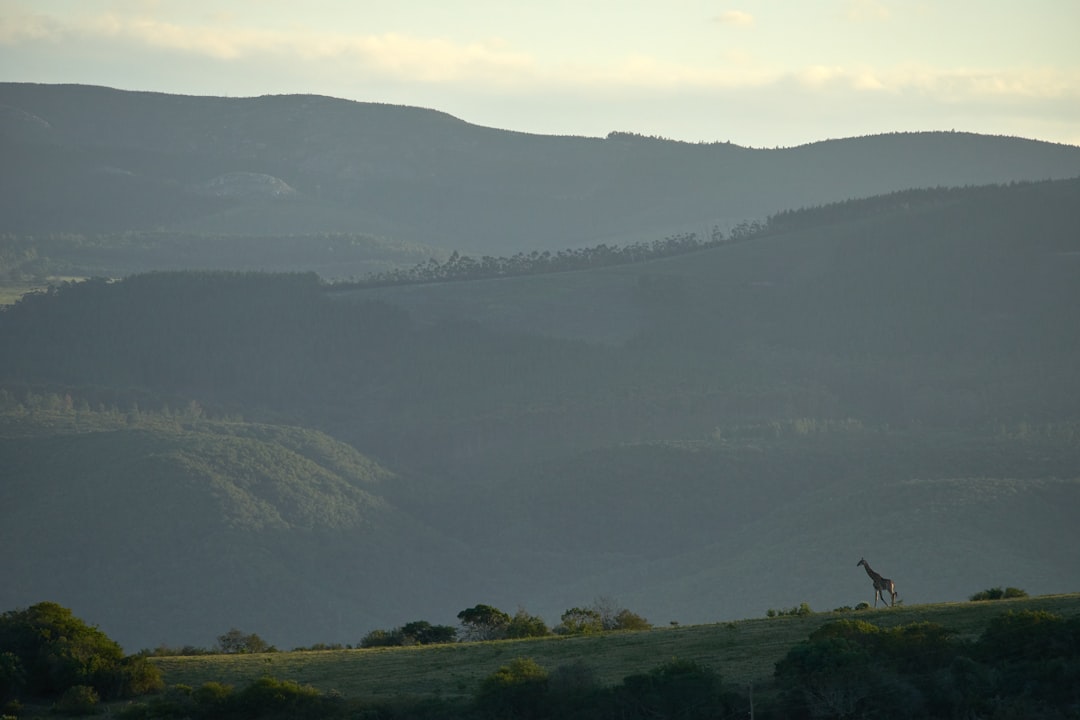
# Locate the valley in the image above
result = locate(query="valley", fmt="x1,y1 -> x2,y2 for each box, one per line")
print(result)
1,85 -> 1078,657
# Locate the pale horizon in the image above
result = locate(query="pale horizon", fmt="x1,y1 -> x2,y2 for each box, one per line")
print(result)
2,0 -> 1078,149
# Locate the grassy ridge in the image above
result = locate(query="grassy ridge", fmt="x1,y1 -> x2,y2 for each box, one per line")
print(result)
151,593 -> 1080,701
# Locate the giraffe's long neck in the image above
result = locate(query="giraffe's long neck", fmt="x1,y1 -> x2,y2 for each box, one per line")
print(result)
862,562 -> 881,582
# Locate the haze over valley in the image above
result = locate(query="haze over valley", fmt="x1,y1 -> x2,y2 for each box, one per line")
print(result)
1,84 -> 1079,652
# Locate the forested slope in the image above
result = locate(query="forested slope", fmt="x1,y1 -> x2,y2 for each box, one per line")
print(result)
0,406 -> 483,650
1,179 -> 1078,649
4,83 -> 1080,260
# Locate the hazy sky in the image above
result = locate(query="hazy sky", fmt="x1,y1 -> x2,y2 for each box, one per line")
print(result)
2,0 -> 1078,147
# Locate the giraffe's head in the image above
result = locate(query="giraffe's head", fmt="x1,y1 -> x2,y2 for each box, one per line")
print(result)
857,558 -> 866,567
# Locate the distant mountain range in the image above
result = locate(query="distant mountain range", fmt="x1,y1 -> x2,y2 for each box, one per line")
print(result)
3,83 -> 1080,263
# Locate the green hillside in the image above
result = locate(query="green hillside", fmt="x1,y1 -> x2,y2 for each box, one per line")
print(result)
149,594 -> 1080,703
3,83 -> 1080,261
1,179 -> 1078,651
0,404 -> 483,651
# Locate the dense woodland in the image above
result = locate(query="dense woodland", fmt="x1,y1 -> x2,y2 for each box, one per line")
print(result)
2,177 -> 1079,655
5,83 -> 1080,254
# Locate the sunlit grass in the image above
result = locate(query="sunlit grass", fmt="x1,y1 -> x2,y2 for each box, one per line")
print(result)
0,278 -> 86,305
0,283 -> 36,305
152,593 -> 1080,701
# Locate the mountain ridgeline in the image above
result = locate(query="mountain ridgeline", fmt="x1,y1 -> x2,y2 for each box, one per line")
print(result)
2,172 -> 1079,650
4,82 -> 1080,274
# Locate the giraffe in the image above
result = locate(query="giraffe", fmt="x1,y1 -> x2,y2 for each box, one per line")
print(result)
857,557 -> 897,607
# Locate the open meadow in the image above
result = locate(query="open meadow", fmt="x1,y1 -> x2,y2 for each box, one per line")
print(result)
151,593 -> 1080,702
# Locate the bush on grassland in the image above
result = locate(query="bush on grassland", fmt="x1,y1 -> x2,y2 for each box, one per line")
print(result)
969,587 -> 1028,601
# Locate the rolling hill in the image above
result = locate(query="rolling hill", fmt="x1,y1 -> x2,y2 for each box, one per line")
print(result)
0,409 -> 489,651
3,82 -> 1080,272
146,593 -> 1080,702
2,177 -> 1078,651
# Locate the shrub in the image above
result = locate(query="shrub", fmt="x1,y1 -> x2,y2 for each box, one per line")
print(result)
360,628 -> 404,648
555,600 -> 652,634
615,659 -> 734,720
969,586 -> 1028,601
54,685 -> 100,716
233,676 -> 322,719
457,605 -> 512,641
555,607 -> 603,635
548,660 -> 598,696
400,620 -> 457,645
217,628 -> 275,653
976,610 -> 1072,661
612,609 -> 652,631
776,631 -> 880,717
505,609 -> 550,639
767,602 -> 814,618
121,684 -> 197,719
475,657 -> 549,719
0,601 -> 162,701
360,621 -> 457,647
193,680 -> 234,708
778,620 -> 967,719
137,644 -> 213,656
0,653 -> 25,703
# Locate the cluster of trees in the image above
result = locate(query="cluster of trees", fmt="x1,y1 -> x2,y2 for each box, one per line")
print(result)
356,230 -> 734,287
116,658 -> 738,720
766,177 -> 1074,238
6,601 -> 1078,719
766,602 -> 815,618
0,602 -> 162,714
361,620 -> 459,648
775,610 -> 1080,718
0,230 -> 437,284
115,676 -> 331,720
138,600 -> 650,658
604,130 -> 740,146
970,586 -> 1029,601
142,630 -> 278,657
0,386 -> 228,433
554,600 -> 651,635
215,629 -> 276,654
360,600 -> 651,649
0,216 -> 770,290
474,656 -> 737,720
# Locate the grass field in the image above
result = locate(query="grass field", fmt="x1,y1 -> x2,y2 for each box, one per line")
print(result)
0,283 -> 35,306
151,593 -> 1080,702
0,278 -> 86,305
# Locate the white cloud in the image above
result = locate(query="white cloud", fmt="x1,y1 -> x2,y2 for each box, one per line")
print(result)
845,0 -> 891,22
784,62 -> 1079,103
49,13 -> 535,85
714,10 -> 755,26
0,6 -> 65,43
3,5 -> 1076,107
874,64 -> 1080,101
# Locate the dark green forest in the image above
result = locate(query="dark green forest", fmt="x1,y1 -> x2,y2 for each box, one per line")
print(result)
1,177 -> 1079,653
4,599 -> 1079,719
5,83 -> 1080,255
